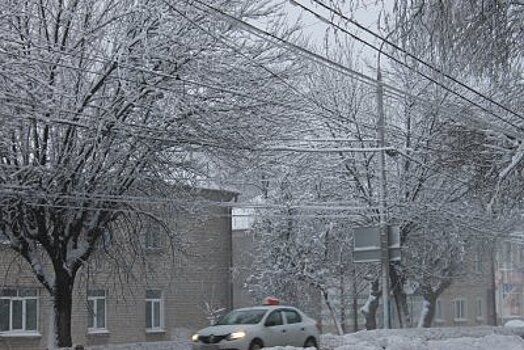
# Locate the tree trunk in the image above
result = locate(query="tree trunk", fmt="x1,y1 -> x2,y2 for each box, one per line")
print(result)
390,264 -> 410,328
488,243 -> 498,326
53,269 -> 75,348
339,274 -> 347,334
352,276 -> 359,332
322,290 -> 343,335
360,278 -> 380,330
417,297 -> 436,328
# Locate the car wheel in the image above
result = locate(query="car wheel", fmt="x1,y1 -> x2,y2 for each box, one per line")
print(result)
304,337 -> 318,348
249,339 -> 264,350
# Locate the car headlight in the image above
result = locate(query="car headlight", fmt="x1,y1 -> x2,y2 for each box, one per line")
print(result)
227,331 -> 246,340
191,334 -> 199,342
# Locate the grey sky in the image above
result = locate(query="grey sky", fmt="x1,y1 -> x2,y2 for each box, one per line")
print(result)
279,0 -> 391,68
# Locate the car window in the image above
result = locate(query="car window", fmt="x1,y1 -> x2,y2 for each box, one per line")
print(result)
283,309 -> 302,324
264,310 -> 283,327
216,309 -> 267,325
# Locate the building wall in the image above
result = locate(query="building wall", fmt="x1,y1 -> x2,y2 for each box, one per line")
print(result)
232,229 -> 258,309
496,240 -> 524,324
0,194 -> 234,349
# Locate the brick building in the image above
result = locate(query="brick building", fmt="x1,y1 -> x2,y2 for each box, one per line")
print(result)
0,188 -> 236,349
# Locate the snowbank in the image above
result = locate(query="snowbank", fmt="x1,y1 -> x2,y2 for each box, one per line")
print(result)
321,327 -> 524,350
506,320 -> 524,328
332,334 -> 524,350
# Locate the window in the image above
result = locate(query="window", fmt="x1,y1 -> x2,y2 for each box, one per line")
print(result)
144,222 -> 162,249
95,229 -> 112,251
283,309 -> 302,324
504,242 -> 512,267
0,288 -> 38,333
145,290 -> 163,330
87,290 -> 106,331
0,231 -> 9,244
476,298 -> 483,319
474,246 -> 483,273
453,299 -> 467,321
264,310 -> 283,327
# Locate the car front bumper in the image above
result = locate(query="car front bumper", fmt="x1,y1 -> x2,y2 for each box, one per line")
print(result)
192,337 -> 250,350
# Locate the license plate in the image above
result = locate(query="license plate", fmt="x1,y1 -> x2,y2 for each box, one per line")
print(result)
200,345 -> 219,350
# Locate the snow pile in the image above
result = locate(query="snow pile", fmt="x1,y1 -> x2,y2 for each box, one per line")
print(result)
332,334 -> 524,350
321,327 -> 524,350
506,320 -> 524,328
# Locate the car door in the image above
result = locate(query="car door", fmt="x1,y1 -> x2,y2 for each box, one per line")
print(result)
262,310 -> 287,347
282,308 -> 306,347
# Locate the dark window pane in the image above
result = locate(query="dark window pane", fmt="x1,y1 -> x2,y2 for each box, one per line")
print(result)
20,289 -> 37,297
145,301 -> 152,328
265,311 -> 283,326
284,310 -> 301,324
0,299 -> 10,331
88,300 -> 94,328
0,289 -> 17,297
25,299 -> 37,331
97,299 -> 105,328
216,309 -> 267,325
146,290 -> 161,299
88,290 -> 105,298
12,300 -> 22,330
153,301 -> 161,328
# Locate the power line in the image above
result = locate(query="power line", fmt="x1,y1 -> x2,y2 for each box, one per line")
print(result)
307,0 -> 524,123
1,17 -> 517,140
291,0 -> 524,131
0,187 -> 381,212
173,0 -> 522,139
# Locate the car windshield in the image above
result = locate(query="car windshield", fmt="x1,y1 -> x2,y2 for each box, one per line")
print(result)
216,309 -> 268,325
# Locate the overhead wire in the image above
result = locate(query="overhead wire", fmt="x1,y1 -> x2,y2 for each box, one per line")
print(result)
308,0 -> 523,122
0,10 -> 518,140
290,0 -> 524,130
173,0 -> 522,139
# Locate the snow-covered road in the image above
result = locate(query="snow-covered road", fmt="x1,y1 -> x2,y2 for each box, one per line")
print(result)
65,326 -> 524,350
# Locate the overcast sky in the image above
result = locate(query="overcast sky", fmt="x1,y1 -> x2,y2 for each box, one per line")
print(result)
278,0 -> 391,69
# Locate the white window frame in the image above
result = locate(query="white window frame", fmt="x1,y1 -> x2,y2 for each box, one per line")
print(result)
476,298 -> 484,320
0,288 -> 39,334
453,298 -> 467,322
145,289 -> 164,332
87,290 -> 107,332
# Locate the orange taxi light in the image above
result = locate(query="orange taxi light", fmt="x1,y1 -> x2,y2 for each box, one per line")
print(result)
263,296 -> 280,305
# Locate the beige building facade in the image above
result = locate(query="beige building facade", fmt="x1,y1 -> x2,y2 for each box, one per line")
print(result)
0,189 -> 236,349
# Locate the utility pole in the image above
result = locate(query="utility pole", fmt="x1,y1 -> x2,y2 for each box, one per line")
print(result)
489,241 -> 498,326
377,49 -> 391,329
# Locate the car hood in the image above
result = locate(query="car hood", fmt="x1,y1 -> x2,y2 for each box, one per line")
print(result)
198,324 -> 257,336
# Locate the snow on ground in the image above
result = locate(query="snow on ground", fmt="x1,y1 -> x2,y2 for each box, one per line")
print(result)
506,320 -> 524,328
320,327 -> 524,350
62,326 -> 524,350
323,333 -> 524,350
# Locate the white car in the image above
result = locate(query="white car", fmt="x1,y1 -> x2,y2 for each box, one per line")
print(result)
191,304 -> 320,350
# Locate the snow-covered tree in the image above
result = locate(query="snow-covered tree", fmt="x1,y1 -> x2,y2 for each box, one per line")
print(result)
0,0 -> 299,346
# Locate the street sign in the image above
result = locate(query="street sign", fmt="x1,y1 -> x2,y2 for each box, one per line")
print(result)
353,225 -> 401,263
